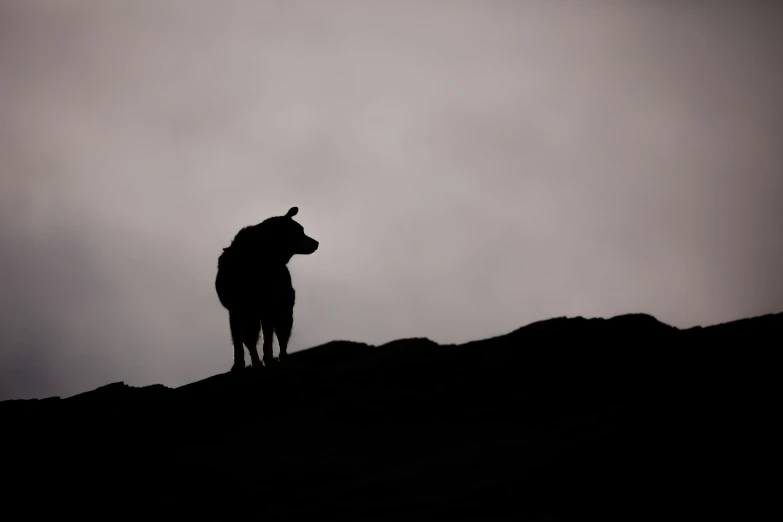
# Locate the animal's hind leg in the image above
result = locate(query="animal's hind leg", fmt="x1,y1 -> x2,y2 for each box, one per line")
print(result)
229,311 -> 245,372
242,316 -> 263,369
261,317 -> 275,366
275,312 -> 293,363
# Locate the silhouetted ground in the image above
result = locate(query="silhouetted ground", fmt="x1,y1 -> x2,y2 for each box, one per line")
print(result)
2,312 -> 779,519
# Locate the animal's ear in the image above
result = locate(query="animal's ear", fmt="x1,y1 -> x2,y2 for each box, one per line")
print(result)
286,207 -> 299,218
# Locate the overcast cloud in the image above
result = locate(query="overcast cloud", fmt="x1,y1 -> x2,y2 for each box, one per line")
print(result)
1,0 -> 781,400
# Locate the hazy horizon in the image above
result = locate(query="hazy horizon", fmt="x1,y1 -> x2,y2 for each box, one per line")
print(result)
2,0 -> 782,401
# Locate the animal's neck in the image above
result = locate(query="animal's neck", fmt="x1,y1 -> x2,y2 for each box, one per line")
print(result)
226,225 -> 293,266
248,250 -> 292,266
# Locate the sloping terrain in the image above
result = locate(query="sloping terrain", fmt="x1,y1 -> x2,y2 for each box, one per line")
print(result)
1,312 -> 779,519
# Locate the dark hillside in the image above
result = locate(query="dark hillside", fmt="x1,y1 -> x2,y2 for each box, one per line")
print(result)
1,311 -> 779,519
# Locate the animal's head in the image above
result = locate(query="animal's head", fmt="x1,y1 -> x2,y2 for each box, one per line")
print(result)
280,206 -> 319,255
249,206 -> 319,263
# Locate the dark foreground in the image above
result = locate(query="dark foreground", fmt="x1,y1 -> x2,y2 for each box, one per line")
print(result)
2,312 -> 779,519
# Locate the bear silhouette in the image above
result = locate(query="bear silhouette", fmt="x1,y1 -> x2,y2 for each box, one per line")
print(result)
215,207 -> 319,371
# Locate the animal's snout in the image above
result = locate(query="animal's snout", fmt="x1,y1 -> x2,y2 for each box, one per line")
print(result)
300,235 -> 319,254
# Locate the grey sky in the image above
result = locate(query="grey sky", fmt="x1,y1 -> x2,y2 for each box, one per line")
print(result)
1,0 -> 782,400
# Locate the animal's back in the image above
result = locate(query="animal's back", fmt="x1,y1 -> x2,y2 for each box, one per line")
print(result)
215,245 -> 294,313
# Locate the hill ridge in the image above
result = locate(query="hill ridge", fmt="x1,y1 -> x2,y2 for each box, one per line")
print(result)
3,309 -> 779,403
1,309 -> 779,518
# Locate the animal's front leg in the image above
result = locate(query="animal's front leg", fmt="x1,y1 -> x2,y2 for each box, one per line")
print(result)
276,313 -> 293,364
242,317 -> 263,369
261,317 -> 275,366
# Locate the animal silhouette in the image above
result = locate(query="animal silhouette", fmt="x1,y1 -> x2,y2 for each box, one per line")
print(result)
215,207 -> 318,371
